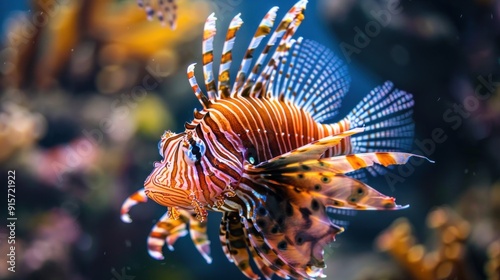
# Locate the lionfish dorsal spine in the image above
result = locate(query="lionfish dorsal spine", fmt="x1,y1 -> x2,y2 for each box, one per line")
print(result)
202,13 -> 218,101
230,7 -> 279,98
253,4 -> 307,99
218,13 -> 244,99
187,63 -> 210,110
266,38 -> 298,99
274,37 -> 302,101
246,0 -> 308,98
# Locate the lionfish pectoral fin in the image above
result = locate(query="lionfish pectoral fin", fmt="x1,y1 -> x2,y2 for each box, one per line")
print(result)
242,188 -> 341,279
251,128 -> 364,170
249,246 -> 277,280
147,210 -> 189,260
219,212 -> 260,280
186,210 -> 212,264
244,216 -> 304,279
275,152 -> 433,175
120,188 -> 148,223
146,209 -> 211,263
241,151 -> 433,278
257,152 -> 432,211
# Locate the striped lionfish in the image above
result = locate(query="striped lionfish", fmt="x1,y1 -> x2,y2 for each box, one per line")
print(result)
137,0 -> 178,29
122,1 -> 431,279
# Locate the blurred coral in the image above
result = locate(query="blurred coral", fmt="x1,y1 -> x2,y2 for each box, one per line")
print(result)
0,209 -> 82,279
486,240 -> 500,280
1,0 -> 209,92
377,207 -> 473,280
0,101 -> 46,163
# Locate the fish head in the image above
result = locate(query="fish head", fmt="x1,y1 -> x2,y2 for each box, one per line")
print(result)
144,129 -> 241,211
143,130 -> 203,208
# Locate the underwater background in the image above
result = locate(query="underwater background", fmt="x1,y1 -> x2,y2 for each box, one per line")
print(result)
0,0 -> 499,279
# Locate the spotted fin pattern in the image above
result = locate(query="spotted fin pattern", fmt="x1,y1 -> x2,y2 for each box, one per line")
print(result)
219,212 -> 259,280
247,189 -> 342,279
248,128 -> 432,210
137,0 -> 178,29
236,129 -> 432,278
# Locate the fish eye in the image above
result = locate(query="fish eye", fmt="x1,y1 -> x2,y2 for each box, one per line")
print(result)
185,137 -> 206,163
158,140 -> 164,157
245,147 -> 259,165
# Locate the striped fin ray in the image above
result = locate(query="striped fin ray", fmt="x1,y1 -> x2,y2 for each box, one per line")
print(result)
184,108 -> 208,129
243,0 -> 308,97
228,191 -> 303,279
250,2 -> 307,98
218,14 -> 244,99
244,216 -> 308,279
251,37 -> 297,99
249,246 -> 276,280
187,64 -> 210,109
276,37 -> 302,101
121,190 -> 212,262
120,188 -> 148,223
231,7 -> 279,97
344,81 -> 415,176
266,152 -> 432,174
249,149 -> 431,211
247,187 -> 342,279
251,128 -> 364,170
263,172 -> 407,211
275,39 -> 351,123
272,37 -> 301,101
147,211 -> 188,260
219,212 -> 260,280
347,81 -> 415,153
251,8 -> 305,98
202,13 -> 218,100
146,209 -> 212,263
188,211 -> 212,264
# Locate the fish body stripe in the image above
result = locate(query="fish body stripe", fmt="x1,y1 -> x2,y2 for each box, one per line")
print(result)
204,97 -> 354,162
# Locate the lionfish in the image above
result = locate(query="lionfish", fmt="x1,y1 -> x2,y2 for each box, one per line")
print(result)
137,0 -> 178,29
121,1 -> 431,279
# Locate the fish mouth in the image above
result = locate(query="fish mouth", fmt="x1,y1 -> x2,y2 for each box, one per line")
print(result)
144,183 -> 192,208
